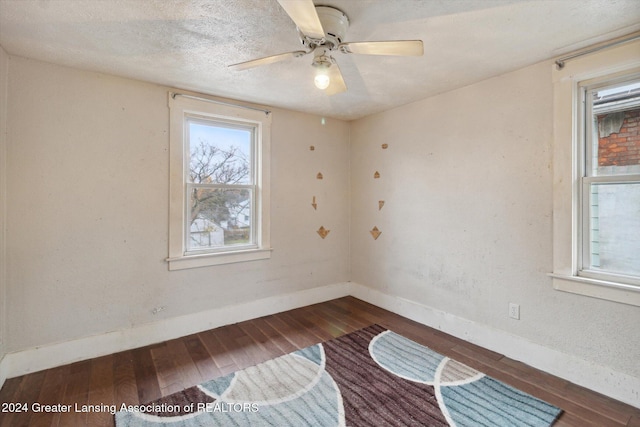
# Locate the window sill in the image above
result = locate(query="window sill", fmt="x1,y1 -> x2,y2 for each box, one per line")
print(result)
549,273 -> 640,307
167,248 -> 272,270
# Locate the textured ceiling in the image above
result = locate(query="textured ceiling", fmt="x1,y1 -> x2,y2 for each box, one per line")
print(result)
1,0 -> 639,120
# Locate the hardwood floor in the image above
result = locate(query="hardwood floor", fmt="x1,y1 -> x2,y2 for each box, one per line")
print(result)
1,296 -> 638,426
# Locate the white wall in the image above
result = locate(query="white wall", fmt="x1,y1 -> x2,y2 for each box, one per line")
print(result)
350,61 -> 639,381
4,56 -> 350,355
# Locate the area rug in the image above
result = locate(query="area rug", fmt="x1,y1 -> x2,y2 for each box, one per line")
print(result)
115,324 -> 562,426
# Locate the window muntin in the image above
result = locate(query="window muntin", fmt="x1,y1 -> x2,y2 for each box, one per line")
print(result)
579,76 -> 640,285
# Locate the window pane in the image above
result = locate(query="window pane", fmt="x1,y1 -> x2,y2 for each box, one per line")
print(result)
188,187 -> 253,251
587,182 -> 640,277
589,81 -> 640,177
188,120 -> 252,185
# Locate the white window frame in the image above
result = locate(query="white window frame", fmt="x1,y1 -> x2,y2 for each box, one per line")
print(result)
167,93 -> 271,270
550,39 -> 640,306
577,76 -> 640,286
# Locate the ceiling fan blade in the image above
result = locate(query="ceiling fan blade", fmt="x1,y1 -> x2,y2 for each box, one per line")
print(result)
325,62 -> 347,96
339,40 -> 424,56
277,0 -> 325,41
229,50 -> 308,71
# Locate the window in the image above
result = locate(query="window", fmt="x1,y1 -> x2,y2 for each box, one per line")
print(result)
168,94 -> 271,270
551,38 -> 640,306
578,77 -> 640,285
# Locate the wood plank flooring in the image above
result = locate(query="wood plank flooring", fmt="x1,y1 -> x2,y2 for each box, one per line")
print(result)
1,297 -> 638,426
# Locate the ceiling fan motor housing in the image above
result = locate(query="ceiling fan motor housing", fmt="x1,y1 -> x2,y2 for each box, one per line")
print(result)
299,6 -> 349,50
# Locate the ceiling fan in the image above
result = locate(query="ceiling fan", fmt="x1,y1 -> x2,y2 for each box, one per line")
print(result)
229,0 -> 424,95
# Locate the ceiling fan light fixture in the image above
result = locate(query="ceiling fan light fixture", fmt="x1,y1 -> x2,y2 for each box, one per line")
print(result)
314,71 -> 331,90
312,53 -> 332,90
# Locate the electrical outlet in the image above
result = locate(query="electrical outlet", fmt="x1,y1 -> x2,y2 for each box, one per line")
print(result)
509,303 -> 520,320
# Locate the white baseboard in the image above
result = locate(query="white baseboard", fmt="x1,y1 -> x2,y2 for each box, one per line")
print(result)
1,282 -> 352,386
350,282 -> 640,409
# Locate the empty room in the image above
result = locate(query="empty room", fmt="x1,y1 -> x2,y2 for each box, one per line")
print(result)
0,0 -> 639,426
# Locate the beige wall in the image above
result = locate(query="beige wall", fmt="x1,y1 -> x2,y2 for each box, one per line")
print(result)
0,46 -> 8,363
4,56 -> 350,353
350,61 -> 639,379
